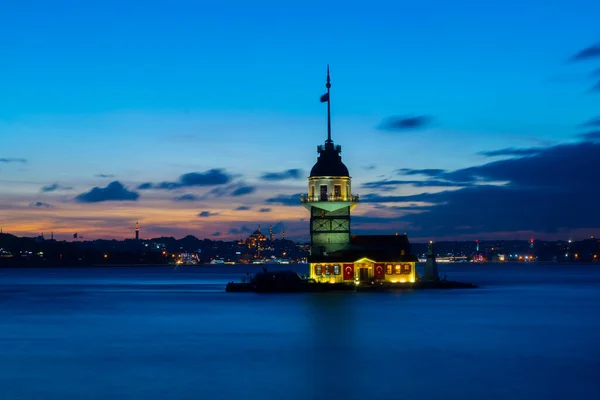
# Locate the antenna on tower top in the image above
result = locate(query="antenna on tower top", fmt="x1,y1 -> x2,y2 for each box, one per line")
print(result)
326,65 -> 332,143
319,65 -> 332,144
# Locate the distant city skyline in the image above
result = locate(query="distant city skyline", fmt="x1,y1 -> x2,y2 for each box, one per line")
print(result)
1,0 -> 599,241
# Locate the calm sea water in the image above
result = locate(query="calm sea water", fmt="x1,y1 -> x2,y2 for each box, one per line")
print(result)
1,263 -> 599,400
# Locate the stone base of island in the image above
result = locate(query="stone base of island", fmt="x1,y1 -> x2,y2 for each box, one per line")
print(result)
226,240 -> 477,293
225,269 -> 476,293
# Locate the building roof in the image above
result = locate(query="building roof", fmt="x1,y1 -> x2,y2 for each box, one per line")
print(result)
350,234 -> 410,247
309,251 -> 418,263
309,142 -> 349,177
309,234 -> 418,263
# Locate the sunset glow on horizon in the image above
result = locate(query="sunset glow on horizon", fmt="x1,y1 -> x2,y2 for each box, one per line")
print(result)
2,0 -> 599,242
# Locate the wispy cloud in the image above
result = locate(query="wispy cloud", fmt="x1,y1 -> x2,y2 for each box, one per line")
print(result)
259,208 -> 271,213
229,226 -> 253,235
397,168 -> 446,177
40,183 -> 73,192
363,179 -> 473,190
478,147 -> 545,157
191,183 -> 256,200
138,169 -> 231,190
198,211 -> 219,217
231,186 -> 256,196
580,117 -> 600,128
95,174 -> 115,178
173,194 -> 200,201
265,193 -> 302,206
29,201 -> 52,208
579,131 -> 600,141
235,205 -> 251,211
378,115 -> 433,132
260,169 -> 303,181
0,158 -> 27,163
75,181 -> 139,203
570,43 -> 600,62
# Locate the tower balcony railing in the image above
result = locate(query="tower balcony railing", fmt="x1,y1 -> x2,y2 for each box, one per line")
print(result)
300,194 -> 359,203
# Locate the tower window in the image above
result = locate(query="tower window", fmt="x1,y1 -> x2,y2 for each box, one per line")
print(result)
320,185 -> 328,201
334,185 -> 341,200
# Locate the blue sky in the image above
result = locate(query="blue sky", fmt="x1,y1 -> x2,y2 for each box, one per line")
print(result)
1,0 -> 599,241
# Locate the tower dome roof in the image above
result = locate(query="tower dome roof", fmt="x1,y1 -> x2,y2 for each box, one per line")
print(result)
310,142 -> 349,177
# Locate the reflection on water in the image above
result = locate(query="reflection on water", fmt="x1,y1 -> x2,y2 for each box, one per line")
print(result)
1,264 -> 599,399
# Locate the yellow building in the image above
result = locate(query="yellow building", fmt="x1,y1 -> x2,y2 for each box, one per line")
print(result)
302,66 -> 419,284
309,235 -> 418,284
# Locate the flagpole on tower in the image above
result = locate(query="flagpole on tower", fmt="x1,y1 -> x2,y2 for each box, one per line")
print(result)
326,65 -> 332,143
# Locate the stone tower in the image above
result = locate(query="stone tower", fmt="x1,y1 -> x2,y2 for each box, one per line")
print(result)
301,66 -> 359,256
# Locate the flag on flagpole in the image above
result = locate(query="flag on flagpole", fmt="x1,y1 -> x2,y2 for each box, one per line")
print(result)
320,93 -> 329,103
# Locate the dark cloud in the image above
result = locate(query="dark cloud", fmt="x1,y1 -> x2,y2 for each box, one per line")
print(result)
235,206 -> 251,211
580,117 -> 600,128
231,186 -> 256,197
397,168 -> 446,177
228,226 -> 253,235
260,169 -> 303,181
138,169 -> 231,190
374,142 -> 600,236
570,43 -> 600,62
265,193 -> 302,206
173,194 -> 200,202
578,131 -> 600,141
362,165 -> 377,171
95,174 -> 115,178
0,157 -> 27,163
440,143 -> 600,187
363,179 -> 473,190
378,115 -> 433,131
373,203 -> 431,212
259,208 -> 272,213
271,221 -> 287,234
211,232 -> 222,237
40,183 -> 73,192
75,181 -> 140,203
29,201 -> 51,208
204,185 -> 231,197
198,211 -> 219,217
478,147 -> 545,157
362,193 -> 441,203
198,183 -> 256,199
